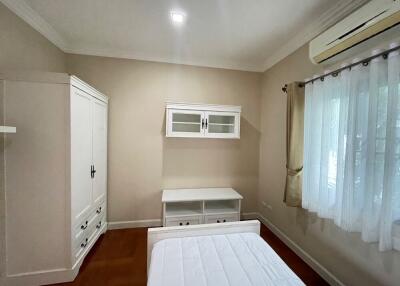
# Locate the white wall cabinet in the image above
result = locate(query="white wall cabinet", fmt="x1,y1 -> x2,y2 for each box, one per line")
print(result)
0,72 -> 108,286
166,103 -> 241,139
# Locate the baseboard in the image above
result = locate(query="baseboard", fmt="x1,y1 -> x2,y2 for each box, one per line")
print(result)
107,219 -> 162,230
241,212 -> 259,220
256,213 -> 344,286
4,267 -> 78,286
5,224 -> 107,286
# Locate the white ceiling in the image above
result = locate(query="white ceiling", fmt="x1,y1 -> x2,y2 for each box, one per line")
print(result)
2,0 -> 367,71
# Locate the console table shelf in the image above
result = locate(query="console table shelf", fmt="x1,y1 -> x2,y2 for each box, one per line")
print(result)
162,188 -> 243,227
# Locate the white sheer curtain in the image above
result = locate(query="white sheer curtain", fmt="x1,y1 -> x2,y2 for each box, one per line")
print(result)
302,48 -> 400,251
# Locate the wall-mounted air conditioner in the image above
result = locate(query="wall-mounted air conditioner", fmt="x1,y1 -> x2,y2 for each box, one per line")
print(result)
310,0 -> 400,64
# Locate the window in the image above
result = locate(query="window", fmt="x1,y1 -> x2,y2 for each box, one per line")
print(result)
302,50 -> 400,251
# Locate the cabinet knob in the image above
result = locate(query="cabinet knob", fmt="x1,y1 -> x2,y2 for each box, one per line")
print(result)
96,221 -> 102,229
179,222 -> 183,226
81,238 -> 88,248
217,220 -> 220,223
81,220 -> 88,230
186,222 -> 190,225
96,206 -> 102,214
223,219 -> 226,223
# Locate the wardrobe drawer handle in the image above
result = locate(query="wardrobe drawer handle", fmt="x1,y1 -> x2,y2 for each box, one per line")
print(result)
81,238 -> 88,248
96,207 -> 102,214
81,220 -> 88,230
96,221 -> 102,229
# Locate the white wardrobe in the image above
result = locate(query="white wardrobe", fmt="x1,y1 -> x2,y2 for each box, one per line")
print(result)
0,72 -> 108,286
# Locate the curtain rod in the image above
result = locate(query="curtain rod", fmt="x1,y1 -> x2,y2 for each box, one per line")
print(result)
282,44 -> 400,94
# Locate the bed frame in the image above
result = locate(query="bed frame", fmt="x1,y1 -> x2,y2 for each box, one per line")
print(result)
147,220 -> 260,270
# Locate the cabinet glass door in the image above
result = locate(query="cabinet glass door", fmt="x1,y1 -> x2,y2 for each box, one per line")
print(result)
167,109 -> 204,137
205,111 -> 240,138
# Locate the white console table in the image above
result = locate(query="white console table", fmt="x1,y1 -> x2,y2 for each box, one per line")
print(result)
162,188 -> 243,227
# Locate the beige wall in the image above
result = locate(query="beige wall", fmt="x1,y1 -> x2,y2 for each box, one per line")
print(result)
2,3 -> 399,284
0,3 -> 66,280
66,54 -> 261,222
259,43 -> 400,286
0,3 -> 65,72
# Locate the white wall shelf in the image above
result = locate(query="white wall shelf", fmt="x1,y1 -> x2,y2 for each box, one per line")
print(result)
162,188 -> 243,227
0,126 -> 16,133
166,102 -> 241,139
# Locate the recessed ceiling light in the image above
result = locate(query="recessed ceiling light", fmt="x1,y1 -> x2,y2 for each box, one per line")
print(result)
170,11 -> 185,24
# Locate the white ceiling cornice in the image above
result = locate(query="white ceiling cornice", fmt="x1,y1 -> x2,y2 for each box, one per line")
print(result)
2,0 -> 369,72
261,0 -> 369,71
1,0 -> 68,50
64,45 -> 264,72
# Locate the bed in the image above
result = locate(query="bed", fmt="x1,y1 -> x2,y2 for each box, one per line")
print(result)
147,220 -> 304,286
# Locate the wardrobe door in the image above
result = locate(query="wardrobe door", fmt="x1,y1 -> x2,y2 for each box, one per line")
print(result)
91,97 -> 108,205
71,87 -> 93,223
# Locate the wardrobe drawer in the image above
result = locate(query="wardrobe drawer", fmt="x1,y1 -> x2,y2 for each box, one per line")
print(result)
73,225 -> 94,262
73,214 -> 104,262
73,216 -> 90,244
204,213 -> 239,224
165,216 -> 202,227
88,201 -> 106,228
93,212 -> 106,232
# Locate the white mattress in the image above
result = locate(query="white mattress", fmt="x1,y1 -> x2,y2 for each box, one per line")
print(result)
147,232 -> 304,286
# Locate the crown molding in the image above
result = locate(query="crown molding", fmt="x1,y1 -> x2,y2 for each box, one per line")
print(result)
0,0 -> 68,50
2,0 -> 368,72
261,0 -> 369,71
65,45 -> 264,72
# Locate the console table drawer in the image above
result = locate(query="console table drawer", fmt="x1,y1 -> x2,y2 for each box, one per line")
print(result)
165,216 -> 202,227
204,213 -> 239,224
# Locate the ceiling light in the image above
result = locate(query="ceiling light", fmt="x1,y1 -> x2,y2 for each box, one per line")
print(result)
170,11 -> 185,24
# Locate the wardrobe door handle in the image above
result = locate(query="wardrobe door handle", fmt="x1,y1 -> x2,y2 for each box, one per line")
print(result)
201,119 -> 204,129
91,165 -> 96,178
205,119 -> 208,128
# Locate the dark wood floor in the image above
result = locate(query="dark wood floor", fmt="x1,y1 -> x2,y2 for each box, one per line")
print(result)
51,222 -> 328,286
